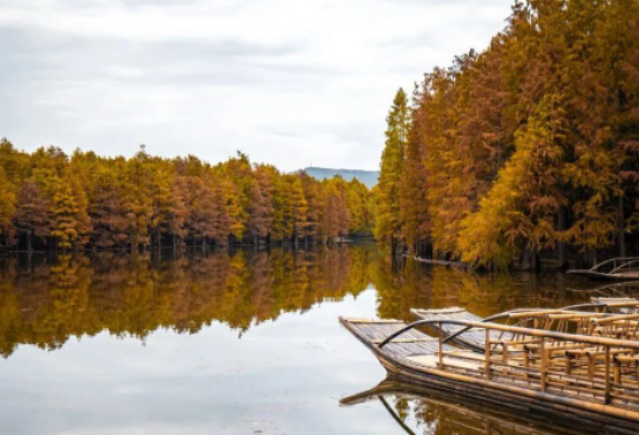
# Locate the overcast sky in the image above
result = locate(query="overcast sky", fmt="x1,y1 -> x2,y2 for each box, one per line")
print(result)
0,0 -> 514,171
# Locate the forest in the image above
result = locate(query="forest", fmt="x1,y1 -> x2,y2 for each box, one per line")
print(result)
0,140 -> 373,251
376,0 -> 639,270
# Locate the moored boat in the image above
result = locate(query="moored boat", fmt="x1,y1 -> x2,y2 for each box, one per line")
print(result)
340,315 -> 639,427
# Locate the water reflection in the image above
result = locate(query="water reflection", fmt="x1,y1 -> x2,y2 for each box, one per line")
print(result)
0,246 -> 601,359
371,256 -> 598,321
342,379 -> 612,435
0,246 -> 377,357
0,245 -> 625,435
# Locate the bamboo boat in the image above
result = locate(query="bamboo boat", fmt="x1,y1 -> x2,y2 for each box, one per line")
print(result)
568,258 -> 639,281
340,315 -> 639,427
341,378 -> 637,435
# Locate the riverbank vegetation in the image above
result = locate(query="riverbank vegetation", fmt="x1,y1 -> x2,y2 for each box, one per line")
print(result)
376,0 -> 639,269
0,140 -> 373,251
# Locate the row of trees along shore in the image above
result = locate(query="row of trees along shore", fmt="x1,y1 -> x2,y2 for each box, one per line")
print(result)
0,140 -> 373,251
376,0 -> 639,270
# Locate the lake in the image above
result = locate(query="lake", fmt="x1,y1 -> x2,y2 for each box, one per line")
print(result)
0,243 -> 613,434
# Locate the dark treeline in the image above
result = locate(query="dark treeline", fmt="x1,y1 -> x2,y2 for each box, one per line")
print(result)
376,0 -> 639,270
0,140 -> 373,251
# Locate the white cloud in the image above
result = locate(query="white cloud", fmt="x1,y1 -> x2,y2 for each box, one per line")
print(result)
0,0 -> 514,171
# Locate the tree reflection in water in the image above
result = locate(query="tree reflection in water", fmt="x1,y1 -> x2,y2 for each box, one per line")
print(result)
0,246 -> 374,357
0,244 -> 596,358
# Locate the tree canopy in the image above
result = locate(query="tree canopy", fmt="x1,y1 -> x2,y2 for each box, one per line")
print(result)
0,141 -> 373,251
376,0 -> 639,269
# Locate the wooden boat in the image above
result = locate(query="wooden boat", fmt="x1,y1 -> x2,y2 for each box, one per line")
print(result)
568,258 -> 639,281
341,378 -> 637,435
340,315 -> 639,427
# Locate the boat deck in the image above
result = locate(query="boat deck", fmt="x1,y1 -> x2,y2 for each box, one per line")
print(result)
339,317 -> 456,360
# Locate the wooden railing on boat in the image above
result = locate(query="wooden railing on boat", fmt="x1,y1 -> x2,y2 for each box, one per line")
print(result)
419,302 -> 639,349
485,306 -> 639,338
379,318 -> 639,409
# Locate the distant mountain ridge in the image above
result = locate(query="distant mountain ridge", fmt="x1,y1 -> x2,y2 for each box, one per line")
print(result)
300,167 -> 379,188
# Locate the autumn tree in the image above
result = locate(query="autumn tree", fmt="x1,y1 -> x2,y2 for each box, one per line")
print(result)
0,167 -> 16,246
89,169 -> 129,248
184,176 -> 218,247
124,147 -> 153,250
0,144 -> 374,251
13,180 -> 51,251
167,176 -> 188,248
346,178 -> 372,236
50,177 -> 90,251
282,175 -> 308,244
376,88 -> 410,251
399,86 -> 430,255
458,96 -> 567,269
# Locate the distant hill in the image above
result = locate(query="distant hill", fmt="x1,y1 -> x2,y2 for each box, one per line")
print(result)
300,167 -> 379,188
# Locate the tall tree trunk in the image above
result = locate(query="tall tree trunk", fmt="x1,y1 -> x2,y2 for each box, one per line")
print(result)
130,231 -> 136,252
583,247 -> 596,268
557,206 -> 568,269
618,195 -> 626,257
531,250 -> 539,273
27,230 -> 33,252
520,243 -> 539,272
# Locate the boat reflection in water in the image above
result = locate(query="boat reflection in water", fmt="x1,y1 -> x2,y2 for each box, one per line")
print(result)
342,378 -> 633,435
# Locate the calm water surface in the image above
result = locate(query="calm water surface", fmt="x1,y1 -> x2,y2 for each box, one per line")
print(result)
0,244 -> 615,434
